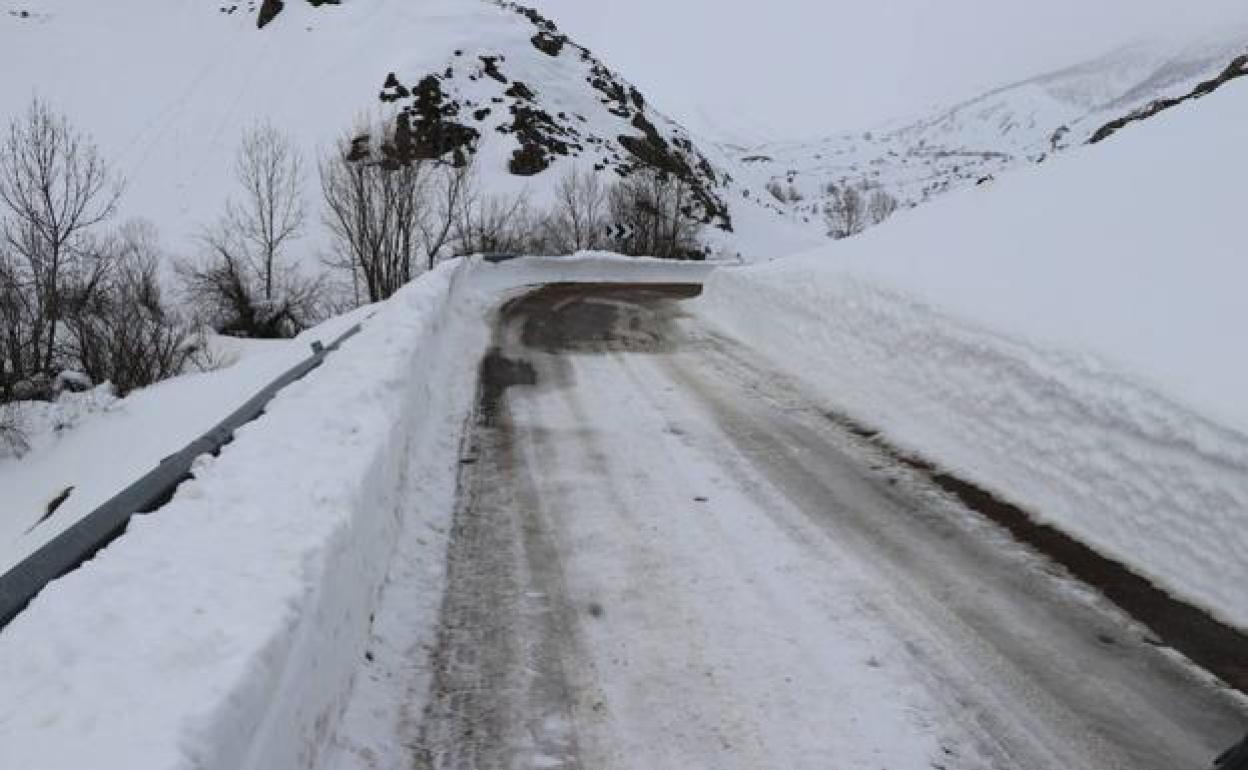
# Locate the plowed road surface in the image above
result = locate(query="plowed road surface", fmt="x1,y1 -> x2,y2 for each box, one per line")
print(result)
412,283 -> 1246,770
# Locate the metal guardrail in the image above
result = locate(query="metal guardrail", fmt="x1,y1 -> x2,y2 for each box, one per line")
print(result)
0,323 -> 363,631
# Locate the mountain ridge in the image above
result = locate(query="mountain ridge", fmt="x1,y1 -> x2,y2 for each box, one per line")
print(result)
727,30 -> 1248,237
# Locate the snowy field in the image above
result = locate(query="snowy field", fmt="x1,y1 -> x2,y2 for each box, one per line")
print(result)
698,79 -> 1248,630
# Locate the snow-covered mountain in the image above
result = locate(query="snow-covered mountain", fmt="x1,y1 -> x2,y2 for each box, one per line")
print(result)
2,2 -> 1243,262
0,0 -> 821,261
731,29 -> 1248,230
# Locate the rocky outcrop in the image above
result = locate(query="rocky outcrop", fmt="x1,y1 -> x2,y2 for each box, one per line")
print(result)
255,0 -> 339,29
371,2 -> 731,229
256,0 -> 283,28
391,76 -> 480,168
1089,53 -> 1248,144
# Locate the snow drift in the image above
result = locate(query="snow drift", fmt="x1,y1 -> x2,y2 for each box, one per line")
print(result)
698,79 -> 1248,630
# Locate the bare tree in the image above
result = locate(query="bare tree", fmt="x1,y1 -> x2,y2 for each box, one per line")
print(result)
544,166 -> 609,254
230,123 -> 305,302
825,185 -> 866,239
868,188 -> 899,225
321,123 -> 429,303
320,128 -> 380,305
420,161 -> 471,270
608,169 -> 703,259
184,126 -> 320,336
0,98 -> 122,385
453,186 -> 535,256
0,245 -> 33,400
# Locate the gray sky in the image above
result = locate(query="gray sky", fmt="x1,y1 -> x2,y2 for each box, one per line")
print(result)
527,0 -> 1247,143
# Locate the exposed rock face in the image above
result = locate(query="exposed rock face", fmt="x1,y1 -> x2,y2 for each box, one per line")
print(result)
380,72 -> 410,102
531,31 -> 565,57
391,75 -> 481,168
254,0 -> 339,28
1089,53 -> 1248,144
255,0 -> 283,28
505,103 -> 574,175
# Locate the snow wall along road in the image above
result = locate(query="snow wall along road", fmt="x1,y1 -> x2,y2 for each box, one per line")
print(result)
697,270 -> 1248,634
0,261 -> 487,770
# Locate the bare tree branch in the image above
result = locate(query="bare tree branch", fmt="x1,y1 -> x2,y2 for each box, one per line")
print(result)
0,98 -> 123,383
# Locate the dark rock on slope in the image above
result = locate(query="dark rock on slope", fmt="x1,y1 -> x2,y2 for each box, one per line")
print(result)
1089,53 -> 1248,144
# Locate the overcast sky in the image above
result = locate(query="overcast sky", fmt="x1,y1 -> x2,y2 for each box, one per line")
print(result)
527,0 -> 1247,143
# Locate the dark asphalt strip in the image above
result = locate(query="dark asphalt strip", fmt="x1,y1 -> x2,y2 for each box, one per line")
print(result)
833,411 -> 1248,696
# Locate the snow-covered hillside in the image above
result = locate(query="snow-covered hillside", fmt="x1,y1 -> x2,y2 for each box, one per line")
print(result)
0,0 -> 816,262
732,29 -> 1248,233
700,76 -> 1248,629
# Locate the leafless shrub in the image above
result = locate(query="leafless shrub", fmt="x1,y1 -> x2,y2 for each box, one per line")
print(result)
0,98 -> 122,395
62,221 -> 192,395
459,194 -> 537,255
182,327 -> 230,374
180,233 -> 322,339
183,125 -> 321,337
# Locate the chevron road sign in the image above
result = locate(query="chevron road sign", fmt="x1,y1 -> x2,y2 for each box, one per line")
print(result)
606,223 -> 635,241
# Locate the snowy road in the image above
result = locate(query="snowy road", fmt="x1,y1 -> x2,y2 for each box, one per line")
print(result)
411,283 -> 1246,770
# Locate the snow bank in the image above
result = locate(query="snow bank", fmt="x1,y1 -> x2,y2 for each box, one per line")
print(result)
697,81 -> 1248,630
470,252 -> 715,290
0,260 -> 488,770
